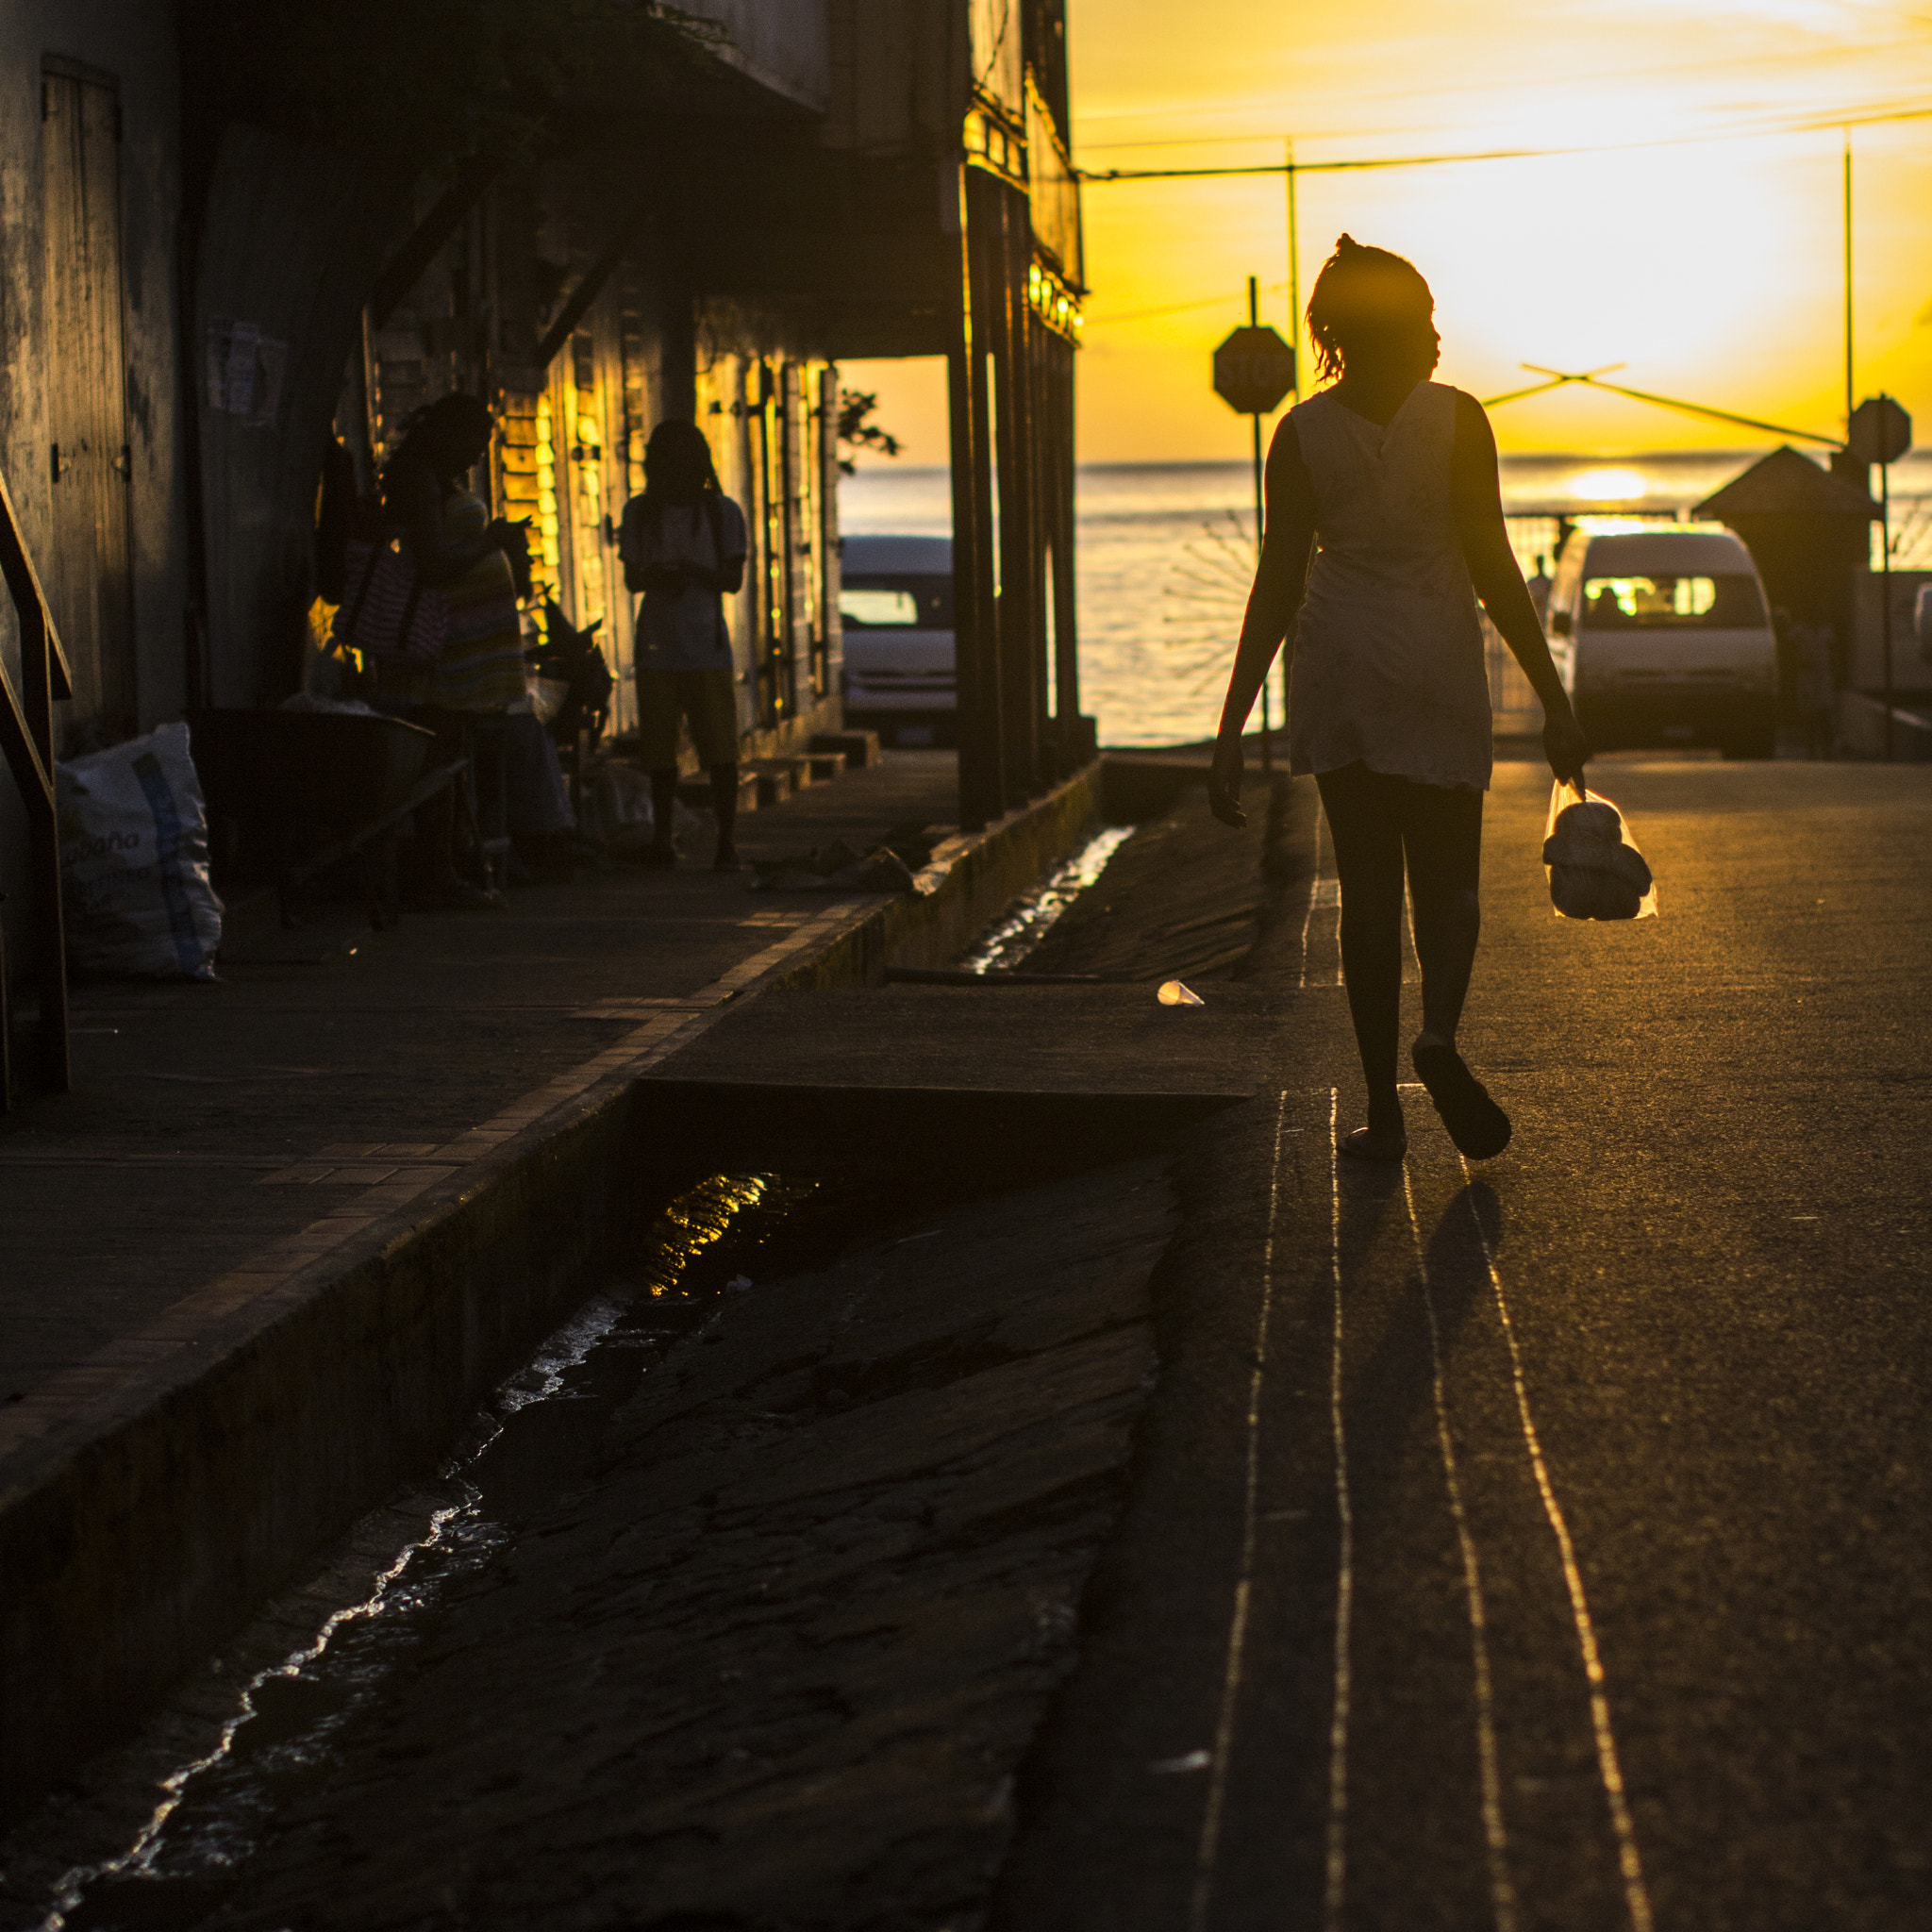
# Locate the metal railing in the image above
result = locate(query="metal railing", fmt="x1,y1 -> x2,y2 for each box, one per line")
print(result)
0,462 -> 70,1107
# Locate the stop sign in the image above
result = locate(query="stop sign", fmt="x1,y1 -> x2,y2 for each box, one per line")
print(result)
1213,325 -> 1296,415
1848,394 -> 1912,466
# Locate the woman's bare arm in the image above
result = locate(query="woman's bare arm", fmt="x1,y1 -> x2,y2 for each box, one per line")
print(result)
1451,391 -> 1589,782
1208,422 -> 1317,827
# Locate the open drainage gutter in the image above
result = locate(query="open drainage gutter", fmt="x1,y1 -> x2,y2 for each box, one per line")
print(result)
2,758 -> 1183,1825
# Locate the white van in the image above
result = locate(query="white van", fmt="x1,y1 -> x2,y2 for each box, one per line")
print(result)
838,535 -> 954,747
1546,526 -> 1778,758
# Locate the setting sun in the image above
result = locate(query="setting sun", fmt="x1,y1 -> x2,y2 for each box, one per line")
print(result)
1566,467 -> 1652,502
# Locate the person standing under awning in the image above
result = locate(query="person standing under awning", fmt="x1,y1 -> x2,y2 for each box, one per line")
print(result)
619,421 -> 749,872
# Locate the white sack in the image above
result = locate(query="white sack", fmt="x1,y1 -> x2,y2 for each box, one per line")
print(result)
58,722 -> 224,978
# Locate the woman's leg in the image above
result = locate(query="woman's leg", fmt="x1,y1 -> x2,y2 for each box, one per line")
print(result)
1398,780 -> 1484,1045
408,708 -> 464,894
687,671 -> 744,870
707,764 -> 741,866
647,769 -> 681,859
1315,762 -> 1407,1142
1400,781 -> 1511,1158
636,672 -> 682,863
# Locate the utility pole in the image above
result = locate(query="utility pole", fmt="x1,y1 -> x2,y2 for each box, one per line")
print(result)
1843,130 -> 1854,431
1212,292 -> 1294,771
1284,141 -> 1300,749
1285,139 -> 1301,398
1248,276 -> 1269,768
1881,444 -> 1892,759
1850,394 -> 1912,761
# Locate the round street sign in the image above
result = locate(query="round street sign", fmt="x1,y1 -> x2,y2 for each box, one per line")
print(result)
1213,325 -> 1296,416
1848,394 -> 1912,466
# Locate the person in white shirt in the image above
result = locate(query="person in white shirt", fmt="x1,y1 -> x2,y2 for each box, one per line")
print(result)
1525,554 -> 1553,625
618,421 -> 749,869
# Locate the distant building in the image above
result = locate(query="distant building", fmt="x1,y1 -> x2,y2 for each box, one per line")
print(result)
1694,446 -> 1879,689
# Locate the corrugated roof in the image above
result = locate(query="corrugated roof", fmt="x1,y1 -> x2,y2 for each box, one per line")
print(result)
1693,446 -> 1878,520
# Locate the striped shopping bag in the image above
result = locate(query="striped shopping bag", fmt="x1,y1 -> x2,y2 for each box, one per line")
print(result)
333,536 -> 447,665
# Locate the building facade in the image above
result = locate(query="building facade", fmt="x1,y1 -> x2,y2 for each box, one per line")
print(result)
0,2 -> 192,1008
0,0 -> 1084,1091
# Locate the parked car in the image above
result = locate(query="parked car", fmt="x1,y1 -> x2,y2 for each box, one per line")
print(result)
839,534 -> 954,746
1546,526 -> 1778,758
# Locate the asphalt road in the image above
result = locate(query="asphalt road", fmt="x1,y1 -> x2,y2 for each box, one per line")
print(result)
998,755 -> 1932,1932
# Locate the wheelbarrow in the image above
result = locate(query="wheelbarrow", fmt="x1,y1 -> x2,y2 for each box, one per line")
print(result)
184,709 -> 461,928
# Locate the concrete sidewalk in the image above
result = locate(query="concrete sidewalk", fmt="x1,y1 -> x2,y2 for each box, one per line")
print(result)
0,751 -> 962,1402
0,746 -> 1107,1820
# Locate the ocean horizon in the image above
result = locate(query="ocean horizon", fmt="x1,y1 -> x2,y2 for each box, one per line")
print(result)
841,453 -> 1932,747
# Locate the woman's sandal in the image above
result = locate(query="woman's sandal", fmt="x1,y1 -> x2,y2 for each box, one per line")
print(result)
1410,1041 -> 1512,1159
1341,1124 -> 1407,1161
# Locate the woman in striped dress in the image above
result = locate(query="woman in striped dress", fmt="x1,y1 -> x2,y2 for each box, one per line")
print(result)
377,393 -> 527,907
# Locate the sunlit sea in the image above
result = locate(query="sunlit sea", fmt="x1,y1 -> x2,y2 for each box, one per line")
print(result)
841,453 -> 1932,748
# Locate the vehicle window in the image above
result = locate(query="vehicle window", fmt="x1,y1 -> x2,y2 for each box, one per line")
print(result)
839,574 -> 954,629
1581,575 -> 1765,628
840,588 -> 920,627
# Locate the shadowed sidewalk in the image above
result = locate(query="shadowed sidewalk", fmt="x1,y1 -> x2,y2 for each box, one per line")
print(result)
0,752 -> 970,1412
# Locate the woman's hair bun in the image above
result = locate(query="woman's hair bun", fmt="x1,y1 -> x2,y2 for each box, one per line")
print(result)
1305,236 -> 1433,383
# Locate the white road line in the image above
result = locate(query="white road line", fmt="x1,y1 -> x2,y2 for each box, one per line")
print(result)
1299,808 -> 1324,991
1405,1170 -> 1519,1932
1324,1088 -> 1355,1932
1331,842 -> 1345,991
1188,1090 -> 1291,1932
1460,1165 -> 1655,1932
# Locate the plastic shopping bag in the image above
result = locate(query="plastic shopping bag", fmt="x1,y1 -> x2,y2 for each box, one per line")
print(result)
1542,779 -> 1657,922
58,722 -> 225,978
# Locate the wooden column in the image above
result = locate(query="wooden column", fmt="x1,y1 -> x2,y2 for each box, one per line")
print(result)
949,165 -> 1005,830
1028,315 -> 1059,778
992,185 -> 1042,802
1047,333 -> 1080,758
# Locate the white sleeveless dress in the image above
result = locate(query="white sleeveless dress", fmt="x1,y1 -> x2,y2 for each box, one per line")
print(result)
1286,380 -> 1492,793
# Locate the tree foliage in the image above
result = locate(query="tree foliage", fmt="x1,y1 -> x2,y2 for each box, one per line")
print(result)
837,391 -> 904,477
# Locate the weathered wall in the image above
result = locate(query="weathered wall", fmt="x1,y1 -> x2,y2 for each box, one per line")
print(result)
192,123 -> 412,708
678,0 -> 831,112
696,299 -> 841,743
823,0 -> 967,155
0,0 -> 190,971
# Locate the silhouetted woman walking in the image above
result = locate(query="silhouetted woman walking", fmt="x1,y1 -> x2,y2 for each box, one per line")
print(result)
1209,237 -> 1589,1160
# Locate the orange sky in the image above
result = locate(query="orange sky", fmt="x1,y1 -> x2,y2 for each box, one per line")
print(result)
846,0 -> 1932,465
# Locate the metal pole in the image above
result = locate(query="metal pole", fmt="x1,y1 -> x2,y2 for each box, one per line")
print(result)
1249,275 -> 1270,771
1843,131 -> 1854,432
1881,433 -> 1893,761
1283,142 -> 1299,750
1286,142 -> 1300,394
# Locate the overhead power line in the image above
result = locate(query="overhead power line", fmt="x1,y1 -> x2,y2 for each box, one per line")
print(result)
1076,97 -> 1932,183
1485,365 -> 1845,447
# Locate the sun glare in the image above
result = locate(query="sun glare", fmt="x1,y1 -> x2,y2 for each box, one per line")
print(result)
1567,466 -> 1650,501
1365,140 -> 1801,399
